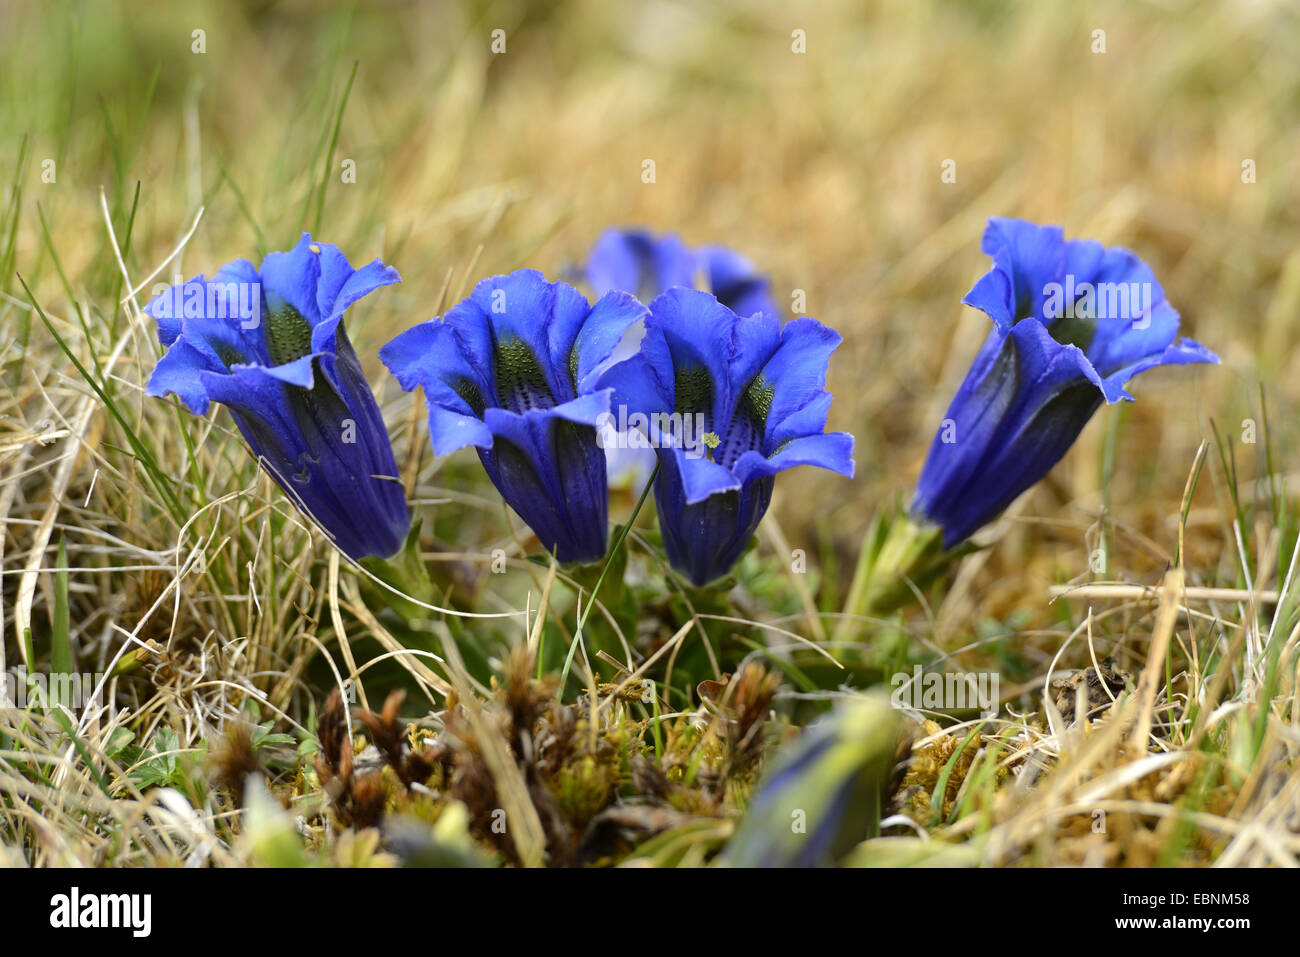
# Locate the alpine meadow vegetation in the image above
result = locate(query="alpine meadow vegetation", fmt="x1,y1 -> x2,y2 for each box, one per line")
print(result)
1,0 -> 1297,882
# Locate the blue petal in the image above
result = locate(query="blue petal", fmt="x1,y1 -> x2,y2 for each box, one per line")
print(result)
480,403 -> 612,563
320,327 -> 407,483
732,431 -> 856,487
482,390 -> 611,435
646,287 -> 781,431
212,258 -> 262,289
144,275 -> 203,346
961,246 -> 1017,331
248,353 -> 316,388
145,338 -> 224,414
426,400 -> 495,455
672,447 -> 744,504
311,241 -> 401,352
913,319 -> 1105,547
1085,299 -> 1180,376
978,218 -> 1068,323
587,229 -> 695,303
596,339 -> 673,427
379,320 -> 495,454
202,362 -> 408,560
384,326 -> 487,457
570,291 -> 649,391
768,391 -> 832,450
757,317 -> 843,449
699,245 -> 781,319
654,449 -> 774,586
258,233 -> 325,324
1096,336 -> 1219,403
146,262 -> 268,364
378,321 -> 443,392
432,292 -> 496,391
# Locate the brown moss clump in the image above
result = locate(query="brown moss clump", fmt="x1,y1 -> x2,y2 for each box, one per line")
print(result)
208,721 -> 261,806
313,690 -> 386,830
305,652 -> 793,867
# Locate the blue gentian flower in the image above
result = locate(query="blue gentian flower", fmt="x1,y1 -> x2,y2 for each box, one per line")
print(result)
913,217 -> 1218,548
144,234 -> 410,561
584,229 -> 784,495
724,695 -> 902,868
602,287 -> 854,586
379,269 -> 647,564
586,228 -> 781,320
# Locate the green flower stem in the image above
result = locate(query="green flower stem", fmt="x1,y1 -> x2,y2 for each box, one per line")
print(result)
359,517 -> 440,617
836,504 -> 969,637
559,461 -> 660,694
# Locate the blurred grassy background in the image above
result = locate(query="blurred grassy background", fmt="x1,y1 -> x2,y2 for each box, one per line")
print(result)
2,0 -> 1296,628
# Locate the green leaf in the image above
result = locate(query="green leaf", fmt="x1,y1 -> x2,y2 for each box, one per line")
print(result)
51,536 -> 72,675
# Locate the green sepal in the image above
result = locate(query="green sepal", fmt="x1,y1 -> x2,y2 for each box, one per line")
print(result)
359,517 -> 439,619
838,498 -> 980,628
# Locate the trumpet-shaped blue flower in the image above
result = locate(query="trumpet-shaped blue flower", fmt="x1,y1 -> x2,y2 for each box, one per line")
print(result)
602,288 -> 854,586
586,228 -> 781,320
913,217 -> 1218,548
144,234 -> 410,561
380,270 -> 647,564
584,229 -> 783,495
724,694 -> 902,867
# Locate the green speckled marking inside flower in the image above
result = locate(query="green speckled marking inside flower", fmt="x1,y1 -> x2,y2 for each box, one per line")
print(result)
266,305 -> 314,367
674,364 -> 713,417
741,376 -> 775,428
709,376 -> 774,465
214,343 -> 248,371
567,345 -> 580,392
455,377 -> 487,418
1047,314 -> 1097,354
494,336 -> 554,412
